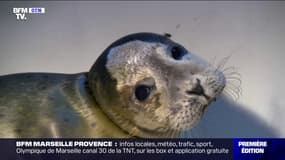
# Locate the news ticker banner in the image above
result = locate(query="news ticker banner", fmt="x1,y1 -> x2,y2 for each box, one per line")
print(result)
0,138 -> 284,160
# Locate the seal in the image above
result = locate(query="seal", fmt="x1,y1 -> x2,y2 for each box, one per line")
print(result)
0,32 -> 230,138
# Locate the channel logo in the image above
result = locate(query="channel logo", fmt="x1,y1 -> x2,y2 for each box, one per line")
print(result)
12,7 -> 45,20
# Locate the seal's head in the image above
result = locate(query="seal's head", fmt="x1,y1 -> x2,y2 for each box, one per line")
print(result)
88,33 -> 226,138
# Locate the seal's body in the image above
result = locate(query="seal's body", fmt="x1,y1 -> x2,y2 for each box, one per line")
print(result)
0,33 -> 231,138
0,73 -> 130,138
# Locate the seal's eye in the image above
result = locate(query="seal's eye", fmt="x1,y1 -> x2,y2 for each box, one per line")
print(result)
135,85 -> 151,101
171,46 -> 183,60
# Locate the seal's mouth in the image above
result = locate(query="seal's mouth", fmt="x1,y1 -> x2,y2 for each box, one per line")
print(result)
186,90 -> 210,101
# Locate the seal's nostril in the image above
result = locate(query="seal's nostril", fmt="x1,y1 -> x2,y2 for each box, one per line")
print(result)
194,82 -> 204,95
186,78 -> 204,96
196,78 -> 201,85
193,78 -> 203,95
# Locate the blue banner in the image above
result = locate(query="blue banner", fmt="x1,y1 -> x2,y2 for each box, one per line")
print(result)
1,139 -> 233,160
234,138 -> 285,160
1,138 -> 285,160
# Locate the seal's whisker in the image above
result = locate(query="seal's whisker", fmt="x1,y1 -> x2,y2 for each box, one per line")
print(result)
225,76 -> 242,85
172,129 -> 179,138
172,130 -> 180,138
227,84 -> 241,93
228,81 -> 242,92
225,79 -> 242,89
223,90 -> 237,101
224,88 -> 239,101
224,91 -> 239,103
223,71 -> 241,77
223,73 -> 241,82
222,66 -> 237,73
166,127 -> 176,138
228,87 -> 241,98
223,68 -> 241,76
225,84 -> 240,97
225,74 -> 241,79
158,125 -> 168,137
224,87 -> 237,98
223,71 -> 240,78
168,129 -> 175,138
226,82 -> 242,94
223,91 -> 232,99
215,55 -> 232,72
226,87 -> 241,101
164,128 -> 171,138
225,90 -> 239,100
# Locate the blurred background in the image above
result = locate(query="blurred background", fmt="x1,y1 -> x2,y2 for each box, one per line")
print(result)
0,1 -> 284,137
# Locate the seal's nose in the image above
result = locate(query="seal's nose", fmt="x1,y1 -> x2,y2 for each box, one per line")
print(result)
192,79 -> 204,95
186,78 -> 210,100
186,79 -> 204,96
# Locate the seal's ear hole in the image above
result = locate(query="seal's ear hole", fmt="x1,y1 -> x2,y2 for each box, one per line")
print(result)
164,33 -> 172,38
171,46 -> 184,60
135,85 -> 152,101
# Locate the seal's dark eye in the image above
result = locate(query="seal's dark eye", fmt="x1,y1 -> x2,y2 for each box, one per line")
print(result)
171,46 -> 183,60
135,85 -> 151,101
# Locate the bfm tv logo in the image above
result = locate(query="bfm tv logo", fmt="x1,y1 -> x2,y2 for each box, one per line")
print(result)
12,8 -> 45,20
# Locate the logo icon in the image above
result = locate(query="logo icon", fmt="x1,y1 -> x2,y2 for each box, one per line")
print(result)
12,8 -> 45,21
